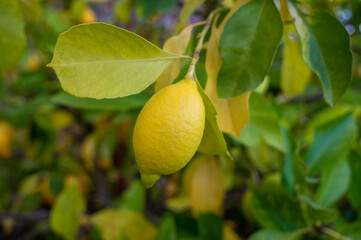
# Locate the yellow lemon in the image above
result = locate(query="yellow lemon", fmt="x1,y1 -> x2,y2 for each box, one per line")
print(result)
133,79 -> 205,188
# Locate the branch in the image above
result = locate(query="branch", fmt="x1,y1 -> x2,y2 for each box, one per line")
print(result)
0,210 -> 49,222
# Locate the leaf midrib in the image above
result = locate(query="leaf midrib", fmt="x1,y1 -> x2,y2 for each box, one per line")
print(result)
48,55 -> 188,67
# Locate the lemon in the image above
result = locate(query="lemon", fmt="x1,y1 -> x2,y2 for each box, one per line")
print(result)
133,79 -> 205,188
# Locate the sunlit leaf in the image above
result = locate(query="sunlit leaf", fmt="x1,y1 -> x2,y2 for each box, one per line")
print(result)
288,1 -> 352,106
155,24 -> 194,91
0,0 -> 26,73
91,209 -> 156,240
217,0 -> 283,98
50,185 -> 86,240
281,24 -> 312,96
48,23 -> 188,99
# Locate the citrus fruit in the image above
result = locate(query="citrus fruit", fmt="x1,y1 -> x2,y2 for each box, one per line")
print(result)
133,79 -> 205,188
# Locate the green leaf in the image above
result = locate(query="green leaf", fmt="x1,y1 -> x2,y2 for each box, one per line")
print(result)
250,183 -> 305,231
0,0 -> 26,73
248,228 -> 309,240
52,91 -> 149,111
48,23 -> 186,99
281,126 -> 307,194
50,184 -> 86,240
195,80 -> 230,158
305,113 -> 356,175
135,0 -> 178,21
118,180 -> 145,213
239,93 -> 286,152
347,151 -> 361,214
301,196 -> 338,224
198,213 -> 223,240
315,159 -> 350,207
217,0 -> 283,98
154,213 -> 177,240
288,2 -> 352,106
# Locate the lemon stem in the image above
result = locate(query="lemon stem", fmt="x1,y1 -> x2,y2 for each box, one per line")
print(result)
185,9 -> 221,80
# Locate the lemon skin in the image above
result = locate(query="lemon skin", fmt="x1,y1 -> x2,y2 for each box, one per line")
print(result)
133,79 -> 205,187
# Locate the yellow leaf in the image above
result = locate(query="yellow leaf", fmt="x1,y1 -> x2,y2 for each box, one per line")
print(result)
188,155 -> 225,215
204,8 -> 250,137
281,25 -> 312,96
176,0 -> 205,33
155,24 -> 194,91
91,209 -> 156,240
223,224 -> 242,240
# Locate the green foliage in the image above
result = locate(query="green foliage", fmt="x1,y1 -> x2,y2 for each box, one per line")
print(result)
217,0 -> 283,98
50,184 -> 86,240
0,0 -> 26,73
198,213 -> 223,240
248,228 -> 309,240
288,1 -> 353,106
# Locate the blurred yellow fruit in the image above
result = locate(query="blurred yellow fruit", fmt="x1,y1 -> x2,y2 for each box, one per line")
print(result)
133,79 -> 205,188
0,121 -> 14,158
27,53 -> 41,72
80,7 -> 97,23
188,155 -> 225,215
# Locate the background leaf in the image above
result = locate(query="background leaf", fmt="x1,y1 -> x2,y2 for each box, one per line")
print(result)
135,0 -> 178,21
91,209 -> 156,240
48,23 -> 186,99
248,228 -> 309,240
239,93 -> 286,152
288,1 -> 353,106
118,180 -> 145,213
250,183 -> 305,231
198,213 -> 223,240
0,0 -> 26,73
217,0 -> 283,98
154,213 -> 177,240
305,113 -> 356,175
314,159 -> 351,207
50,184 -> 86,240
347,151 -> 361,215
175,0 -> 205,33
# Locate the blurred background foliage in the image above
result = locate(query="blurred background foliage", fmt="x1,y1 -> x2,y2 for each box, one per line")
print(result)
0,0 -> 361,239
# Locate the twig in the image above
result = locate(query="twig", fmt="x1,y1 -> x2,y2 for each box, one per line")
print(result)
321,227 -> 351,240
185,8 -> 222,79
0,210 -> 49,221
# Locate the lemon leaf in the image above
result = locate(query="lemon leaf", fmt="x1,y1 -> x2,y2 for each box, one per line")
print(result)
0,0 -> 26,73
217,0 -> 283,98
281,24 -> 312,96
288,1 -> 352,106
196,81 -> 230,158
48,23 -> 187,99
50,184 -> 86,240
155,24 -> 194,92
91,209 -> 156,240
